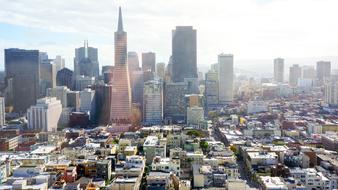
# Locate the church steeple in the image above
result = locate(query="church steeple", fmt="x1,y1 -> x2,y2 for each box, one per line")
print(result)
117,6 -> 124,32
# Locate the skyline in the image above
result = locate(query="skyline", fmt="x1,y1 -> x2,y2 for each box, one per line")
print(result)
1,0 -> 338,73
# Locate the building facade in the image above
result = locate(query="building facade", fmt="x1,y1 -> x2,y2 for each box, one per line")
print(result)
56,68 -> 74,90
5,49 -> 40,113
27,97 -> 62,132
289,64 -> 301,87
143,80 -> 163,125
74,41 -> 99,78
110,7 -> 132,122
218,54 -> 234,103
317,61 -> 331,82
274,58 -> 284,83
172,26 -> 197,82
47,86 -> 70,108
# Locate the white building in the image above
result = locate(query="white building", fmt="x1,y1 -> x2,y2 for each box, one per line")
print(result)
218,54 -> 234,103
0,97 -> 5,126
289,168 -> 333,190
325,82 -> 338,106
79,88 -> 96,120
27,97 -> 62,132
151,156 -> 180,176
260,176 -> 288,190
46,86 -> 70,108
143,80 -> 163,125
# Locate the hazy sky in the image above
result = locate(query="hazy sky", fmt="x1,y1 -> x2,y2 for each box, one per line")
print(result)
0,0 -> 337,72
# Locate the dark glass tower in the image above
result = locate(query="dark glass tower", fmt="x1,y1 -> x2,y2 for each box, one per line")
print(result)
172,26 -> 197,82
5,48 -> 40,113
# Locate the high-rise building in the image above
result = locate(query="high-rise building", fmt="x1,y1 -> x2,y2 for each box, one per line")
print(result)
128,52 -> 140,72
67,91 -> 80,111
39,52 -> 56,97
0,97 -> 5,126
172,26 -> 197,82
102,66 -> 114,84
218,54 -> 234,103
142,52 -> 155,82
74,41 -> 99,78
80,88 -> 96,121
302,65 -> 316,79
164,82 -> 188,123
75,75 -> 95,91
110,7 -> 132,122
156,63 -> 165,79
93,84 -> 112,125
289,64 -> 302,87
325,81 -> 338,106
47,86 -> 71,108
131,70 -> 144,109
317,61 -> 331,82
274,58 -> 284,83
142,52 -> 156,73
5,48 -> 40,113
187,106 -> 204,126
57,68 -> 74,90
205,71 -> 219,112
143,80 -> 163,125
27,97 -> 62,132
53,55 -> 65,72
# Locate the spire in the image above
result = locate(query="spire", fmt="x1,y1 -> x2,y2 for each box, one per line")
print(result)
118,6 -> 124,32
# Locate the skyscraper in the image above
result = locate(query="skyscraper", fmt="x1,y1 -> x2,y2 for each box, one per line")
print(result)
110,7 -> 132,122
0,97 -> 5,126
142,52 -> 156,72
5,49 -> 40,113
40,52 -> 56,97
164,82 -> 188,124
317,61 -> 331,82
94,84 -> 112,125
128,52 -> 140,72
142,52 -> 156,82
53,55 -> 65,72
289,64 -> 301,87
172,26 -> 197,82
205,70 -> 219,112
143,80 -> 163,125
74,41 -> 99,78
274,58 -> 284,83
218,54 -> 234,103
325,81 -> 338,106
47,86 -> 70,108
302,65 -> 316,79
56,68 -> 74,90
156,62 -> 165,79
